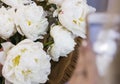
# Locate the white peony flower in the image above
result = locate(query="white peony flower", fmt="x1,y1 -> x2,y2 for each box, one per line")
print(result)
48,0 -> 65,6
48,25 -> 76,61
0,6 -> 16,40
58,0 -> 95,38
1,39 -> 51,84
15,3 -> 49,41
1,0 -> 33,8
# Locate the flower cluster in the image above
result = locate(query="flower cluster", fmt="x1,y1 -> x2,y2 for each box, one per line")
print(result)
0,1 -> 48,41
0,0 -> 95,84
1,39 -> 51,84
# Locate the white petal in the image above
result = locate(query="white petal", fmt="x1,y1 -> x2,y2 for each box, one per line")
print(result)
1,42 -> 14,53
48,0 -> 65,6
1,0 -> 33,8
0,42 -> 14,65
48,25 -> 76,61
0,51 -> 5,65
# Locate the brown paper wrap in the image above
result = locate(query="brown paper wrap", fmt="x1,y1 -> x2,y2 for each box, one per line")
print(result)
46,38 -> 82,84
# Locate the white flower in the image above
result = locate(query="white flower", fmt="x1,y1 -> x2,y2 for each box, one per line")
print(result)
48,0 -> 65,6
48,25 -> 76,61
0,6 -> 16,40
1,39 -> 51,84
15,3 -> 49,41
58,0 -> 95,38
1,0 -> 33,8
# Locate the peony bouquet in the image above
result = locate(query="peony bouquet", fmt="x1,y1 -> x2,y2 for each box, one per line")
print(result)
0,0 -> 95,84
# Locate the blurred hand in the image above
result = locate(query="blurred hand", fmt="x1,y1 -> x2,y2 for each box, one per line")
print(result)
69,40 -> 99,84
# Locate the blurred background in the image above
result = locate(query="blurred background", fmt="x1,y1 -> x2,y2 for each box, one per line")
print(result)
87,0 -> 108,12
89,0 -> 120,80
70,0 -> 120,84
87,0 -> 120,13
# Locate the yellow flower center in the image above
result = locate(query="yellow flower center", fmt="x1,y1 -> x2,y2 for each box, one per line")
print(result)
79,17 -> 85,22
21,48 -> 27,53
34,58 -> 39,63
73,17 -> 85,25
73,20 -> 77,24
8,18 -> 13,22
27,20 -> 32,26
22,70 -> 32,76
12,55 -> 21,67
